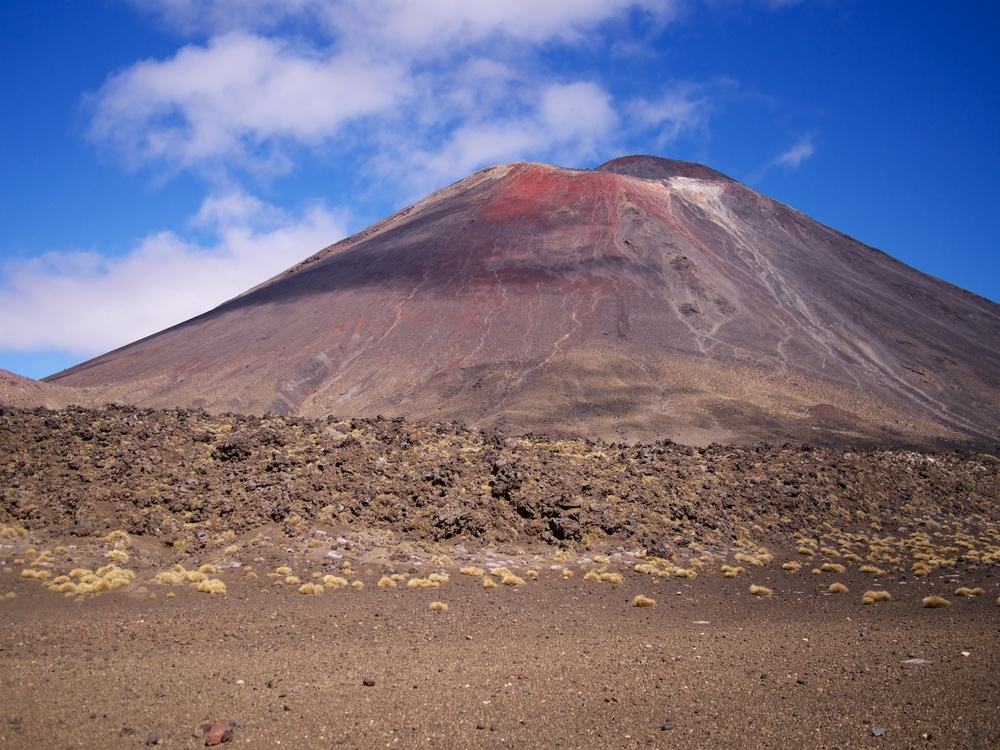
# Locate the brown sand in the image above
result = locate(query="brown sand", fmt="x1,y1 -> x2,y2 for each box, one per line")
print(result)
2,544 -> 997,749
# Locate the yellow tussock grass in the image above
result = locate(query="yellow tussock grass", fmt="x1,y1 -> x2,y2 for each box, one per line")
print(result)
859,565 -> 885,576
781,561 -> 801,573
820,562 -> 846,574
502,574 -> 526,586
298,582 -> 324,595
828,582 -> 849,594
460,566 -> 485,577
198,579 -> 226,594
407,577 -> 440,589
955,586 -> 985,597
482,577 -> 497,589
861,590 -> 891,604
922,595 -> 949,608
749,584 -> 773,597
633,595 -> 656,608
322,575 -> 349,589
429,601 -> 448,611
377,576 -> 397,588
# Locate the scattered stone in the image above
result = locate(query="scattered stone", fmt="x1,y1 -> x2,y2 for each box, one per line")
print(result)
872,726 -> 887,737
901,658 -> 931,666
204,722 -> 235,746
362,678 -> 376,687
145,731 -> 160,745
660,721 -> 675,731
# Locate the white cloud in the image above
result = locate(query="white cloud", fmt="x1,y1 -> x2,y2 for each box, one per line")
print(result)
0,194 -> 346,356
629,85 -> 709,143
87,32 -> 408,172
773,133 -> 815,169
94,1 -> 679,180
395,81 -> 620,193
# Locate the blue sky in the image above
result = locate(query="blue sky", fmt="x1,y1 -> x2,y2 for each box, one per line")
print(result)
1,1 -> 998,380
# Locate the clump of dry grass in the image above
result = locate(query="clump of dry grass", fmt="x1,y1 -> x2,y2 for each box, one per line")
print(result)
828,582 -> 849,594
781,561 -> 802,573
283,575 -> 301,586
820,562 -> 846,574
482,577 -> 497,589
749,584 -> 773,597
377,576 -> 397,588
407,577 -> 440,589
460,566 -> 484,577
502,573 -> 526,586
797,547 -> 815,557
105,530 -> 131,549
922,595 -> 950,608
153,571 -> 184,585
323,575 -> 350,589
721,565 -> 744,578
911,562 -> 931,577
351,580 -> 364,590
198,579 -> 227,594
562,569 -> 573,579
198,564 -> 217,574
633,595 -> 656,608
955,587 -> 985,597
105,549 -> 129,565
429,601 -> 448,612
298,582 -> 324,595
275,566 -> 293,576
861,590 -> 892,605
186,570 -> 207,583
0,525 -> 27,539
859,565 -> 885,576
673,568 -> 697,579
428,572 -> 449,584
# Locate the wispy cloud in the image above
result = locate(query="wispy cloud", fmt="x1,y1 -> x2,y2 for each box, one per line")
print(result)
95,1 -> 682,185
773,133 -> 815,169
0,193 -> 346,357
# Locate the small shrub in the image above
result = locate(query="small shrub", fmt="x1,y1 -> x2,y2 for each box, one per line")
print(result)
407,577 -> 439,589
322,575 -> 349,589
828,582 -> 849,594
429,601 -> 448,612
633,595 -> 656,608
351,580 -> 364,590
861,590 -> 891,605
749,584 -> 773,597
299,583 -> 324,595
781,561 -> 801,573
502,574 -> 526,586
377,576 -> 397,588
955,586 -> 985,597
198,579 -> 227,594
482,577 -> 497,589
922,595 -> 949,608
859,565 -> 885,576
460,566 -> 484,577
820,563 -> 846,574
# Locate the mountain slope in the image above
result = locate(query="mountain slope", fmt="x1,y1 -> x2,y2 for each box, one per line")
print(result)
45,156 -> 1000,447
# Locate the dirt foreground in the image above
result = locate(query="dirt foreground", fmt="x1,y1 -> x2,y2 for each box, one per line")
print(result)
2,536 -> 997,750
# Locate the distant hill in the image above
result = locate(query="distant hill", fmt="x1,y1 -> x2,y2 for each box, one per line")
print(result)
44,156 -> 1000,448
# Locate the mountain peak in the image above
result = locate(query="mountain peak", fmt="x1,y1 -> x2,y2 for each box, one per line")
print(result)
595,155 -> 735,183
43,156 -> 1000,449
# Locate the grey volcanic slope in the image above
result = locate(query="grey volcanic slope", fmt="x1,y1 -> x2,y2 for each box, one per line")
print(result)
46,156 -> 1000,447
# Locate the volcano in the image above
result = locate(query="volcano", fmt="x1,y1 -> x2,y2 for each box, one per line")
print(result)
45,156 -> 1000,447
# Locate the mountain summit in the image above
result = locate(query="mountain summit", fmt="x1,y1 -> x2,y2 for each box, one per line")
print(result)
46,156 -> 1000,447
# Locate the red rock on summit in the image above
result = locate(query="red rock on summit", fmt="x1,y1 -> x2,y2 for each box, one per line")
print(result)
45,156 -> 1000,447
